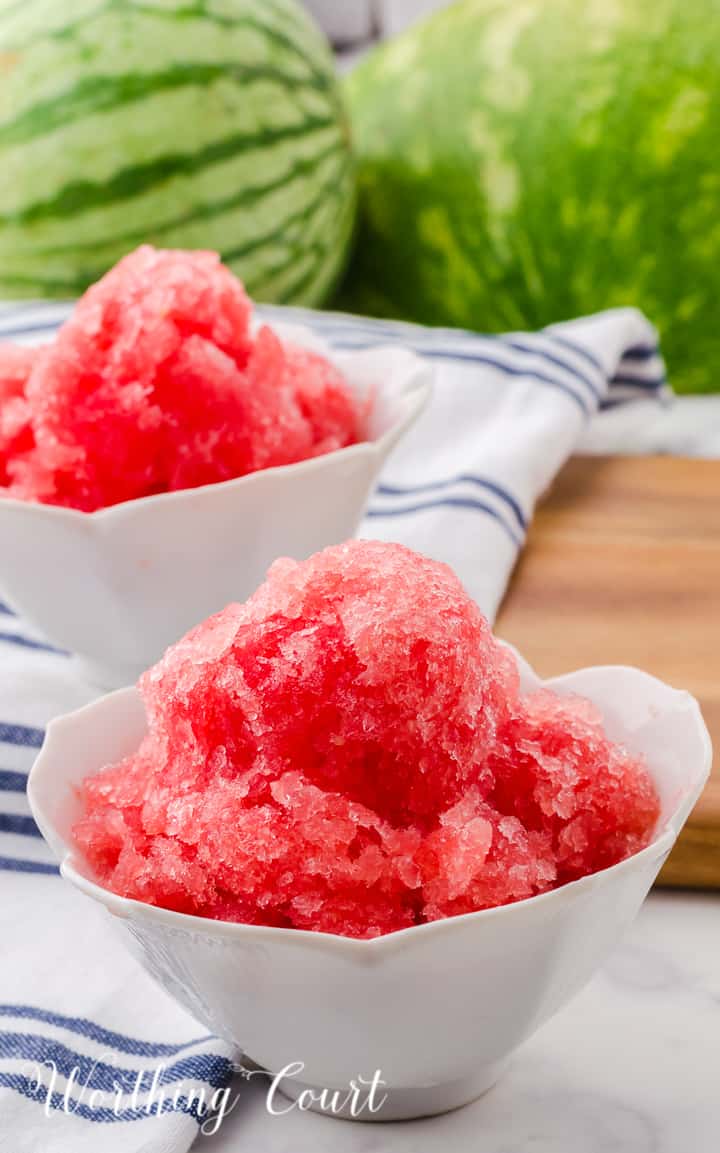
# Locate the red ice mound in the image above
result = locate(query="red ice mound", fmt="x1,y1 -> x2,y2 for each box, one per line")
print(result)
73,541 -> 660,938
0,247 -> 359,511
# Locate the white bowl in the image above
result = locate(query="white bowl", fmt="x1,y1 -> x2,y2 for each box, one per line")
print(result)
27,653 -> 711,1122
0,323 -> 431,686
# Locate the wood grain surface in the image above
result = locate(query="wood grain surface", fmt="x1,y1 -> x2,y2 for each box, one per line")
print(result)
495,455 -> 720,889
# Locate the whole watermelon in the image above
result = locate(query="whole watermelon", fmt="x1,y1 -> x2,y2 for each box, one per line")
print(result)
344,0 -> 720,393
0,0 -> 355,306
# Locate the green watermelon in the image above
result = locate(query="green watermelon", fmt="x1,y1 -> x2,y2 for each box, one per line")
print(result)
344,0 -> 720,393
0,0 -> 355,305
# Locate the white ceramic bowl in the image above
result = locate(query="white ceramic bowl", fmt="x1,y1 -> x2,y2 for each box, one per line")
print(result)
0,323 -> 431,687
27,653 -> 711,1122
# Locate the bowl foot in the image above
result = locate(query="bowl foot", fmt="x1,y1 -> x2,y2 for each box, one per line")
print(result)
272,1060 -> 508,1122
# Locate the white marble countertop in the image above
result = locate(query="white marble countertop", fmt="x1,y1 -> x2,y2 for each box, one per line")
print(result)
200,891 -> 720,1152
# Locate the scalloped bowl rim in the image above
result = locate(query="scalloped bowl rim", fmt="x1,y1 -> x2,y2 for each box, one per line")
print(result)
28,658 -> 712,961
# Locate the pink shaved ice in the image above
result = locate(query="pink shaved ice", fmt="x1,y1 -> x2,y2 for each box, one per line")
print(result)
0,345 -> 39,486
73,541 -> 660,938
0,246 -> 360,511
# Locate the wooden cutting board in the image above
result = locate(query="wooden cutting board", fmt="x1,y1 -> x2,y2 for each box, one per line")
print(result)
495,455 -> 720,889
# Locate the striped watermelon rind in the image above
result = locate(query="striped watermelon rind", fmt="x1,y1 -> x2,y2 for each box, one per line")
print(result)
343,0 -> 720,394
0,0 -> 356,305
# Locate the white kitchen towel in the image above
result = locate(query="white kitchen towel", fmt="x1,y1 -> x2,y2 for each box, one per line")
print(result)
0,301 -> 669,1151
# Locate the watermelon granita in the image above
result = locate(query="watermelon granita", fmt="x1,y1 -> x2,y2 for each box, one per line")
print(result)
0,345 -> 40,486
0,246 -> 360,512
73,541 -> 660,939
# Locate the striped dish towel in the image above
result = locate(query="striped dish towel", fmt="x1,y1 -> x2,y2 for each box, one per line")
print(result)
0,301 -> 668,1150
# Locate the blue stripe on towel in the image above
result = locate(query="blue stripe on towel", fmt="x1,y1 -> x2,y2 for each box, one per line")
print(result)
0,632 -> 68,656
330,339 -> 594,415
367,495 -> 524,548
500,336 -> 603,400
0,1005 -> 216,1058
541,330 -> 604,373
0,1074 -> 228,1124
599,397 -> 634,411
0,770 -> 27,792
609,373 -> 667,391
268,311 -> 605,397
377,474 -> 527,532
0,857 -> 58,875
263,307 -> 544,348
280,308 -> 600,368
0,307 -> 72,339
0,1033 -> 233,1092
0,320 -> 61,339
620,343 -> 661,361
242,309 -> 668,413
0,813 -> 40,838
0,602 -> 14,616
276,310 -> 674,415
0,722 -> 45,748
